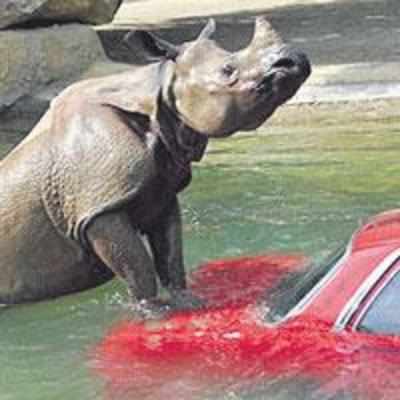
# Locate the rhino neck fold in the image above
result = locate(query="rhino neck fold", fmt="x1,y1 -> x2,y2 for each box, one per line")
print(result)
153,88 -> 208,166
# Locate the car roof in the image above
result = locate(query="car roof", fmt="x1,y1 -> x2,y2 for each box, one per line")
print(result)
352,209 -> 400,251
296,210 -> 400,325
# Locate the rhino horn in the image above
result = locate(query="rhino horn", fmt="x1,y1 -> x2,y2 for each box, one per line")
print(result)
251,16 -> 282,49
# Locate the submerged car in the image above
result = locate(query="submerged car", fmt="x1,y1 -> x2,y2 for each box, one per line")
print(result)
94,209 -> 400,400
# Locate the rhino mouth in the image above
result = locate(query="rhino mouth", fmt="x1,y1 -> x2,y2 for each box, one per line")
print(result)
255,74 -> 274,95
237,50 -> 310,132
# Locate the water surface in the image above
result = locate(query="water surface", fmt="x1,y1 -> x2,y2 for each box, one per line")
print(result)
1,100 -> 400,399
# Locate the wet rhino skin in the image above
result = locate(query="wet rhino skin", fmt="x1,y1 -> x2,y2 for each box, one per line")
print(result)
0,18 -> 311,304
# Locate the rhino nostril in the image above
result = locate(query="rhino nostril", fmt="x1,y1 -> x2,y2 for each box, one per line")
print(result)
272,57 -> 296,70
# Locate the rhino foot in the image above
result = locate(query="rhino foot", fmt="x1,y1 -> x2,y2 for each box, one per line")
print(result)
129,291 -> 204,320
129,298 -> 172,320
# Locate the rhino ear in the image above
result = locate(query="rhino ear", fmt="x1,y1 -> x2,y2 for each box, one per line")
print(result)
196,18 -> 216,41
179,19 -> 216,64
123,30 -> 180,61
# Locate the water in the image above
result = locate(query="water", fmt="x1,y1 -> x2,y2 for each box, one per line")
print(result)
1,100 -> 400,399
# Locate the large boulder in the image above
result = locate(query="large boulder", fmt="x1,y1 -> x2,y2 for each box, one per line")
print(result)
0,0 -> 122,29
0,23 -> 129,133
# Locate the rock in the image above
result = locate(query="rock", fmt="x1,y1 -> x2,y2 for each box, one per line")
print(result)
0,24 -> 105,110
0,0 -> 123,29
0,23 -> 130,133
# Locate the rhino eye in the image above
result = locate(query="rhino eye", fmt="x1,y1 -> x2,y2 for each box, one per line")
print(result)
221,63 -> 236,77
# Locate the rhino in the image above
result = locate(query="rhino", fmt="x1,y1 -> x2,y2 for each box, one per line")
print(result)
0,18 -> 310,305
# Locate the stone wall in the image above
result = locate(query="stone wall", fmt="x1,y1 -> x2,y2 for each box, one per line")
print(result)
0,0 -> 122,28
0,0 -> 125,133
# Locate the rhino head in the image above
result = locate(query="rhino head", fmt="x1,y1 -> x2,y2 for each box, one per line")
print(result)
125,17 -> 311,138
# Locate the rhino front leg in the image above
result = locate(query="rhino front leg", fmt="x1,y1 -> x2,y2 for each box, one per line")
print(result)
86,211 -> 158,302
147,197 -> 202,309
147,197 -> 186,294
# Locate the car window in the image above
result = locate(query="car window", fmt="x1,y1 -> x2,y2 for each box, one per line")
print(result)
358,271 -> 400,335
265,245 -> 346,323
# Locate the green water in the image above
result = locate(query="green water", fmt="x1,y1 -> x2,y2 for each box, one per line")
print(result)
1,102 -> 400,399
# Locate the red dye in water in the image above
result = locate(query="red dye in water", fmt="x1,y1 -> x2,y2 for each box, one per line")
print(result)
92,254 -> 400,400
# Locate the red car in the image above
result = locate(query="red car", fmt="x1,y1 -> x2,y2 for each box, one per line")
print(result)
93,209 -> 400,400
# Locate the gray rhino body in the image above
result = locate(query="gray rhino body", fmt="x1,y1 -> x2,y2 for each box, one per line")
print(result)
0,19 -> 311,304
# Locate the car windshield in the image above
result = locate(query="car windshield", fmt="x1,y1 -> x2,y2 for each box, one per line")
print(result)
265,245 -> 346,323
